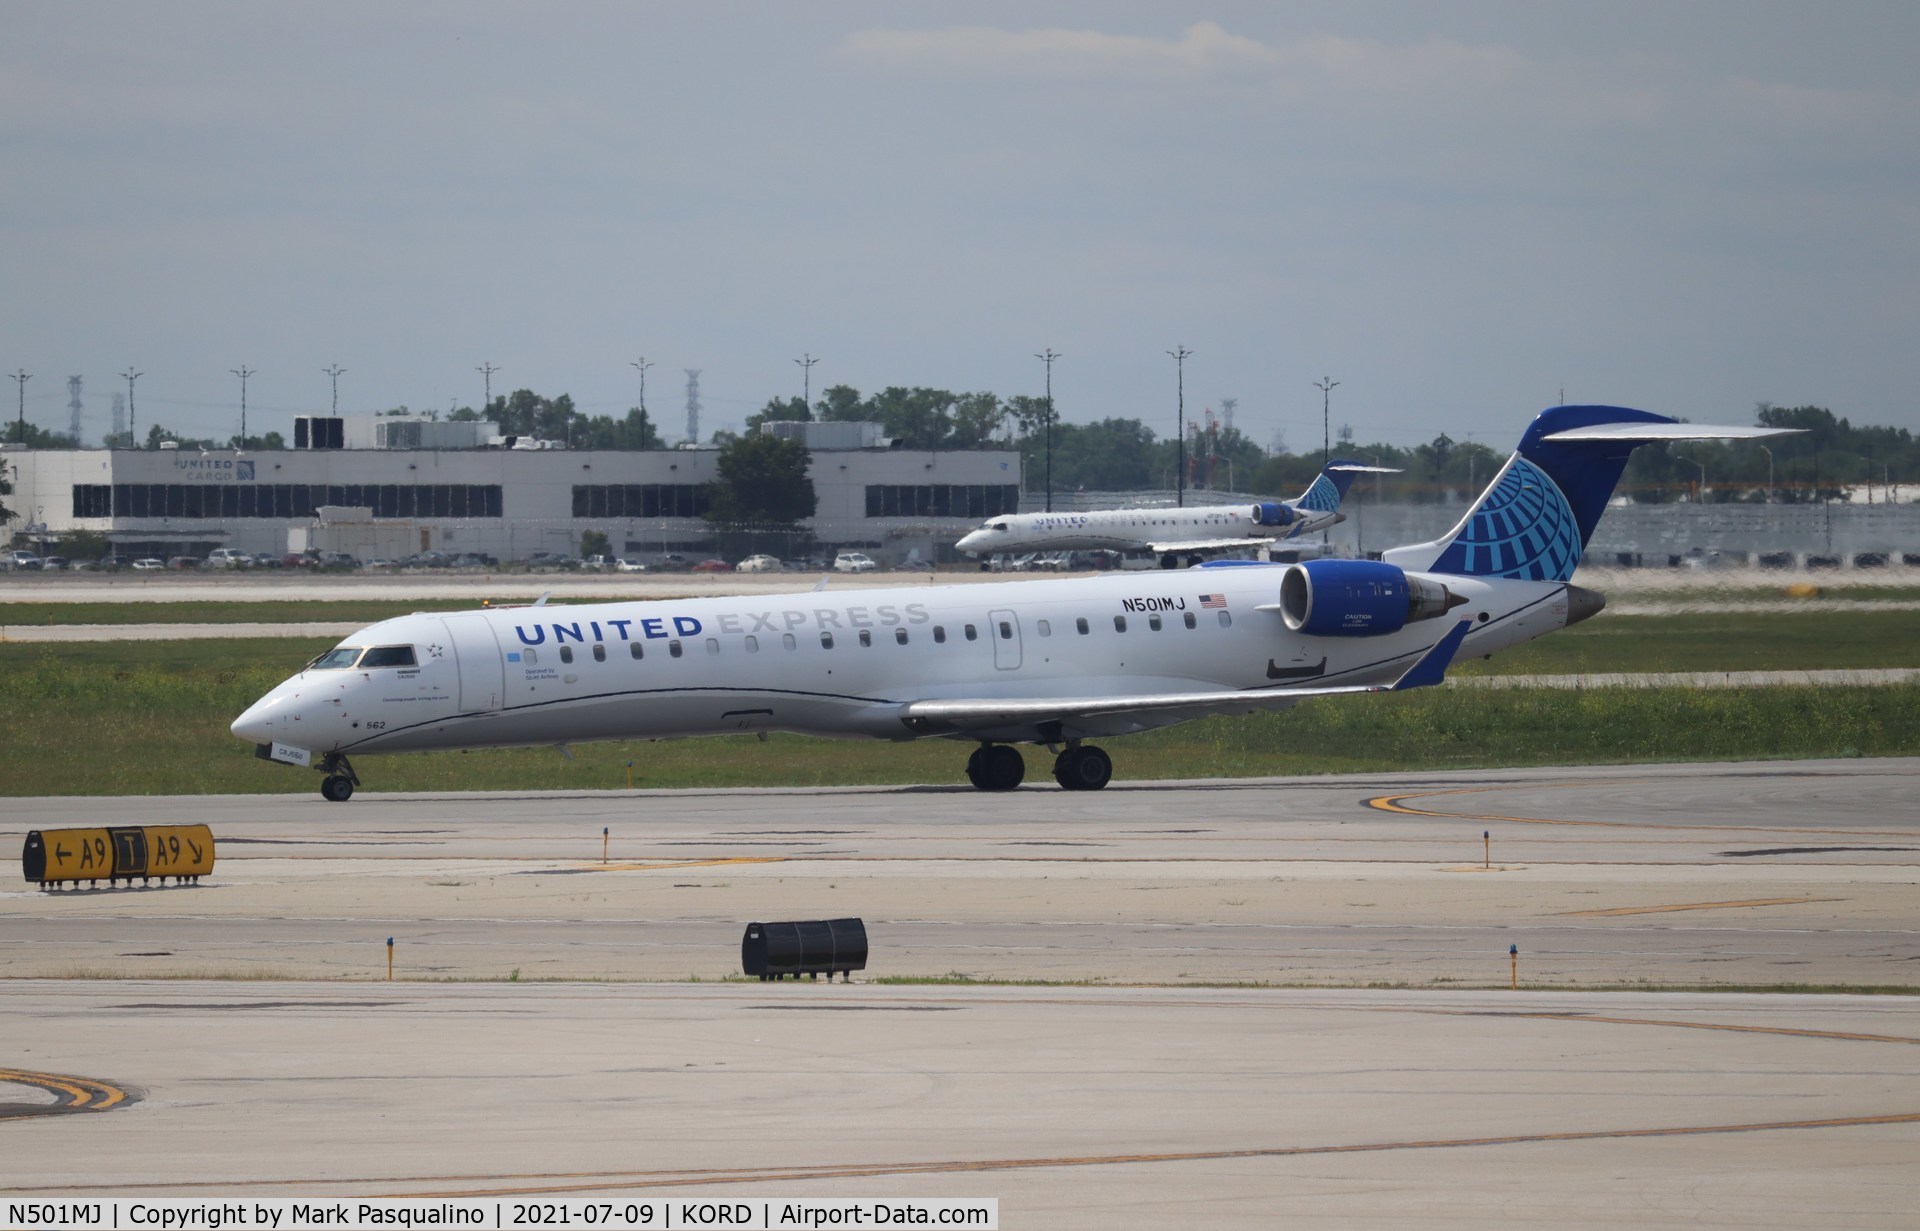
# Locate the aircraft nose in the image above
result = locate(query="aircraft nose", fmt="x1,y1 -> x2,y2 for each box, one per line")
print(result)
231,696 -> 279,744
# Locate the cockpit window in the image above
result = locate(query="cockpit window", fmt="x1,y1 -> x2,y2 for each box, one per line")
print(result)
359,645 -> 418,668
310,647 -> 363,669
988,521 -> 1008,531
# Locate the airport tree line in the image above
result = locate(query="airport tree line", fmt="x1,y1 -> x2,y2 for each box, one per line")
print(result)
3,384 -> 1912,529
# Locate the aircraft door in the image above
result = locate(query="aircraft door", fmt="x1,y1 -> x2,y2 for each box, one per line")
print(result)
441,614 -> 505,713
989,608 -> 1022,670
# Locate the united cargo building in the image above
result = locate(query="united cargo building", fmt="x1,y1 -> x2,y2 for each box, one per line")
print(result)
3,416 -> 1022,565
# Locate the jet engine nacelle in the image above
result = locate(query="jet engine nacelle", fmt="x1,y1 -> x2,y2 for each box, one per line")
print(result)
1252,501 -> 1295,527
1278,559 -> 1464,637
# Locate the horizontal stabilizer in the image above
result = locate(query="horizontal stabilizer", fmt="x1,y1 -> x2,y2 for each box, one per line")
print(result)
1327,463 -> 1403,473
1540,423 -> 1801,443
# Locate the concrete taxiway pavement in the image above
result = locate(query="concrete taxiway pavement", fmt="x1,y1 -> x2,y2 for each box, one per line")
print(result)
3,759 -> 1917,1226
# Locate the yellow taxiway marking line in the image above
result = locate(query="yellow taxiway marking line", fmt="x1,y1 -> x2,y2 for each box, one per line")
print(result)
1558,896 -> 1846,917
1429,1011 -> 1920,1048
398,1110 -> 1920,1196
578,857 -> 786,873
1368,782 -> 1905,836
0,1067 -> 132,1116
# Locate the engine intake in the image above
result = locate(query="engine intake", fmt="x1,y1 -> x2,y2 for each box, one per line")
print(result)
1279,559 -> 1463,637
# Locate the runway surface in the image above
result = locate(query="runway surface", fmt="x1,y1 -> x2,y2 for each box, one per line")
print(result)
4,759 -> 1918,1225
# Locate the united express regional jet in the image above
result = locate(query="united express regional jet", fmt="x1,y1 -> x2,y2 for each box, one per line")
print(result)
233,407 -> 1791,801
953,458 -> 1395,567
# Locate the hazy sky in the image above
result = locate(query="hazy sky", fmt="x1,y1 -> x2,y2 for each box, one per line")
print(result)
5,2 -> 1917,454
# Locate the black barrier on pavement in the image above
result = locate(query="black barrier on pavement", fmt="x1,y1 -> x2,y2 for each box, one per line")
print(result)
741,917 -> 868,981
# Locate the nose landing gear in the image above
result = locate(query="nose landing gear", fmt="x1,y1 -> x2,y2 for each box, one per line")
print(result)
318,752 -> 360,803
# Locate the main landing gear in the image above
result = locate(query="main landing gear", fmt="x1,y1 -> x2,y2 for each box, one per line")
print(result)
964,743 -> 1112,792
319,752 -> 360,803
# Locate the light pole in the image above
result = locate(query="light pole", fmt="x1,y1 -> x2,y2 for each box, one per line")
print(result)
9,369 -> 27,442
1168,346 -> 1192,507
121,368 -> 142,448
323,364 -> 346,416
1313,376 -> 1339,470
794,353 -> 818,415
1674,454 -> 1706,501
631,358 -> 654,444
1759,443 -> 1774,504
1035,348 -> 1060,512
230,366 -> 254,444
476,362 -> 499,418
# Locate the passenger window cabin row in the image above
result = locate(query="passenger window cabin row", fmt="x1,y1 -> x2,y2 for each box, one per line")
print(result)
524,607 -> 1231,666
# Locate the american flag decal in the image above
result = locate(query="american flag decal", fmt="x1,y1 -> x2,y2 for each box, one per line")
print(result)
1199,593 -> 1227,608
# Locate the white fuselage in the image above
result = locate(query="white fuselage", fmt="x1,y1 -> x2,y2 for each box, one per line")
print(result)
955,503 -> 1326,556
232,568 -> 1575,760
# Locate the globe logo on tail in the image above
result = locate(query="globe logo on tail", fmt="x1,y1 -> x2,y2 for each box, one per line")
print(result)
1432,456 -> 1582,581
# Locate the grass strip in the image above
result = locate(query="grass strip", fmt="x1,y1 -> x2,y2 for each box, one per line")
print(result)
1,636 -> 1914,795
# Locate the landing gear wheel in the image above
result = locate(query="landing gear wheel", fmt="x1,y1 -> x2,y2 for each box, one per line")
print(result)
321,775 -> 354,803
965,744 -> 1026,791
1053,745 -> 1113,791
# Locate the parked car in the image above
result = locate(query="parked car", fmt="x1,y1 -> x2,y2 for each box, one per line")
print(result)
832,551 -> 879,573
166,555 -> 202,569
650,553 -> 690,571
691,558 -> 732,573
131,557 -> 165,570
38,555 -> 70,571
280,552 -> 320,569
613,557 -> 648,573
735,554 -> 784,573
5,550 -> 42,570
249,552 -> 283,569
205,548 -> 252,569
317,551 -> 359,569
97,554 -> 135,571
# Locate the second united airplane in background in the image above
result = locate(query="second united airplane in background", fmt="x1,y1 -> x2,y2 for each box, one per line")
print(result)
953,459 -> 1396,568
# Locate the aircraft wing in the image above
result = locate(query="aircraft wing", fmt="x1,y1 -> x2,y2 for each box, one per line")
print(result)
899,619 -> 1470,737
1146,534 -> 1299,555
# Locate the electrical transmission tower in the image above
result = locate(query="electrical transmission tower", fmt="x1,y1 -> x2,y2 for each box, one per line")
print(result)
683,369 -> 702,444
68,376 -> 84,442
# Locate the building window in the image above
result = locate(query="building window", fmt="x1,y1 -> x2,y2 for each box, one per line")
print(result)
864,484 -> 1020,518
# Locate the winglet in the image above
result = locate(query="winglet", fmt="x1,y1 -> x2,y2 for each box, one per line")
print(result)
1390,619 -> 1473,691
